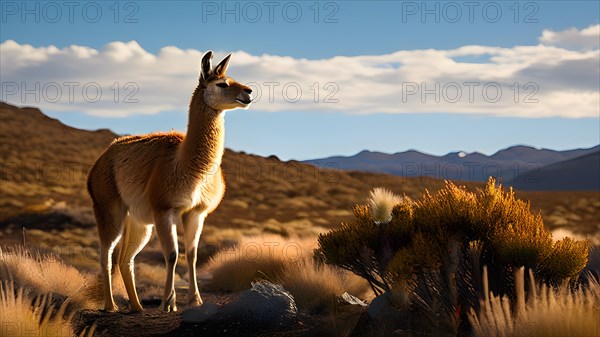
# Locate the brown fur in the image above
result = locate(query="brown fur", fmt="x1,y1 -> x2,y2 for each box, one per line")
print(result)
87,51 -> 252,312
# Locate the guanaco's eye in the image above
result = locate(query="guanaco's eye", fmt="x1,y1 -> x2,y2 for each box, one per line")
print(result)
216,82 -> 229,88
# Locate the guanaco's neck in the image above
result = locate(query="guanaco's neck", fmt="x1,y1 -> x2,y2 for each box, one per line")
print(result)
178,86 -> 225,177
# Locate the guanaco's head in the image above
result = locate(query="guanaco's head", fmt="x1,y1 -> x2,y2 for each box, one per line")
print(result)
200,51 -> 253,111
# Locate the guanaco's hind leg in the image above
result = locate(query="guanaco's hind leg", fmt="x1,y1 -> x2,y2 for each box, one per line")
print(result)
182,210 -> 206,307
154,210 -> 180,312
118,217 -> 154,312
93,200 -> 127,312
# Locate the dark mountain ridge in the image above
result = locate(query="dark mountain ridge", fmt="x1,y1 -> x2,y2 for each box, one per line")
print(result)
304,145 -> 599,190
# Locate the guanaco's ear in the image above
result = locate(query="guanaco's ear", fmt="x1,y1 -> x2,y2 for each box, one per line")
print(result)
200,50 -> 213,80
214,53 -> 232,77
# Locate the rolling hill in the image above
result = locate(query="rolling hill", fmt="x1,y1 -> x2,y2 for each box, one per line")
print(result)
0,101 -> 455,241
0,101 -> 598,248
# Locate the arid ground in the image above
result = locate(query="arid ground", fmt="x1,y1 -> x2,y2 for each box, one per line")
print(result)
1,102 -> 598,336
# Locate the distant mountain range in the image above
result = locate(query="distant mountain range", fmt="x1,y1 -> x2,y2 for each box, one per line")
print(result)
304,145 -> 600,191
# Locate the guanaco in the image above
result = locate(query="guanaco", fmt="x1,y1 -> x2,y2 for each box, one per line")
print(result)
87,51 -> 253,312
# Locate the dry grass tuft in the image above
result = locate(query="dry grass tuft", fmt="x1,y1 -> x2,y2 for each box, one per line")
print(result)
204,234 -> 371,312
279,257 -> 371,313
0,281 -> 96,337
205,235 -> 314,292
469,266 -> 600,337
0,246 -> 96,309
369,187 -> 402,224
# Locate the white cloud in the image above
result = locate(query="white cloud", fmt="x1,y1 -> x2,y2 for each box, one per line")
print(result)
540,24 -> 600,50
1,25 -> 598,118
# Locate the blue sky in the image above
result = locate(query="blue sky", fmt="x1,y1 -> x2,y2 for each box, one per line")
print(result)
1,1 -> 599,160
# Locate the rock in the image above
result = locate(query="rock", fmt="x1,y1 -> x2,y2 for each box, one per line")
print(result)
367,290 -> 409,318
221,281 -> 297,327
181,303 -> 220,323
332,292 -> 369,337
367,290 -> 410,336
340,292 -> 367,307
367,292 -> 390,319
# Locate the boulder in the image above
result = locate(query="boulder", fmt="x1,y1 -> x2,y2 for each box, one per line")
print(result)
181,303 -> 219,323
221,281 -> 297,327
367,290 -> 410,335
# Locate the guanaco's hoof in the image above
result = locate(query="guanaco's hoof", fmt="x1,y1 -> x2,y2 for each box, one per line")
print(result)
129,305 -> 144,313
161,304 -> 177,312
188,294 -> 203,308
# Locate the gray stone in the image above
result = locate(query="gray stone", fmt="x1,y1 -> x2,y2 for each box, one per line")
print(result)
368,292 -> 392,319
181,303 -> 219,323
367,290 -> 410,336
221,281 -> 297,327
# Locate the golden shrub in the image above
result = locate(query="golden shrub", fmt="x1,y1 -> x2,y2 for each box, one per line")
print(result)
317,178 -> 589,296
539,237 -> 590,281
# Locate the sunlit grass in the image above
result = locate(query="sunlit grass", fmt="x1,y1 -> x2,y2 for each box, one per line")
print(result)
204,234 -> 371,312
469,266 -> 600,337
0,246 -> 96,309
